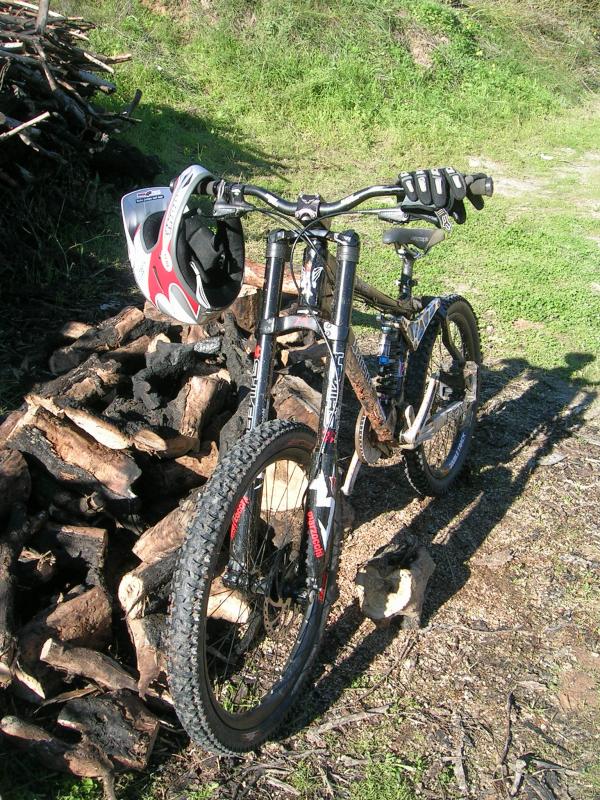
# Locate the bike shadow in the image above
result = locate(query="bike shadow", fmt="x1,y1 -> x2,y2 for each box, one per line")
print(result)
280,351 -> 597,737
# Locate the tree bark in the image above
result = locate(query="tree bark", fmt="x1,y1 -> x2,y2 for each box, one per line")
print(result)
137,441 -> 219,498
7,406 -> 141,499
118,551 -> 178,619
132,492 -> 197,565
57,692 -> 160,772
126,614 -> 167,697
272,374 -> 321,430
49,306 -> 144,374
40,638 -> 138,693
0,716 -> 115,787
0,449 -> 31,521
0,507 -> 46,684
18,585 -> 112,664
33,523 -> 107,584
26,354 -> 122,406
168,369 -> 230,440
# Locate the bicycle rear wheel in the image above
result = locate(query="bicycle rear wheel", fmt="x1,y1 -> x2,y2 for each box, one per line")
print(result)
403,295 -> 481,496
168,420 -> 337,754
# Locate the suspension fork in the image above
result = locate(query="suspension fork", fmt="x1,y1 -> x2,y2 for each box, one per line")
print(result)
304,230 -> 360,598
225,230 -> 289,589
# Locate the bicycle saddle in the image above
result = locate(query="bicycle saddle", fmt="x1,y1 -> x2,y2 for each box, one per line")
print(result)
382,227 -> 445,253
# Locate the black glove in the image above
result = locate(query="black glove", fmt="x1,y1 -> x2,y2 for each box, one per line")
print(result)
398,167 -> 472,223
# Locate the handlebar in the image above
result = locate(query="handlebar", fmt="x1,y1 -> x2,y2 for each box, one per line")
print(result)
202,171 -> 493,219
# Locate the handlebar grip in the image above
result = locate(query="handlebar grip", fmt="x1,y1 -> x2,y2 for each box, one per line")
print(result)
466,174 -> 494,197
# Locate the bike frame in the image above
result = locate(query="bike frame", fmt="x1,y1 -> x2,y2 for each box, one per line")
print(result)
226,225 -> 442,600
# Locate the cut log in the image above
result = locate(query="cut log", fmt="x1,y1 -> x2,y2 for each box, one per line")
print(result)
18,585 -> 112,664
40,638 -> 138,693
138,441 -> 219,497
219,395 -> 251,456
0,506 -> 46,684
26,396 -> 131,450
127,615 -> 167,697
221,312 -> 252,391
243,259 -> 297,295
7,406 -> 141,498
49,306 -> 144,374
10,663 -> 62,705
57,692 -> 160,772
168,369 -> 231,439
118,550 -> 178,619
355,537 -> 436,627
132,428 -> 197,458
285,341 -> 328,366
0,449 -> 31,521
105,334 -> 152,367
26,354 -> 122,406
0,716 -> 115,788
132,492 -> 197,565
59,320 -> 94,341
33,524 -> 107,584
208,576 -> 251,624
272,374 -> 321,430
230,285 -> 262,333
147,332 -> 171,352
0,406 -> 27,449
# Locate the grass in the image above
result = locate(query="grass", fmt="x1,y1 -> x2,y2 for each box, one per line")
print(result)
47,0 -> 599,385
349,752 -> 425,800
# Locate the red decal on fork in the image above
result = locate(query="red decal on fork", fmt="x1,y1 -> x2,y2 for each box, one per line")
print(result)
230,495 -> 249,541
318,570 -> 328,603
307,510 -> 324,558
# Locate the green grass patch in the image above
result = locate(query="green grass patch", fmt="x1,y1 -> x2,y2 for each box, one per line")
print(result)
350,752 -> 425,800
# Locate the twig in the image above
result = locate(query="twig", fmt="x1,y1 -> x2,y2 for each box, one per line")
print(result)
499,692 -> 515,768
0,110 -> 50,139
264,777 -> 300,797
452,712 -> 469,798
314,704 -> 389,735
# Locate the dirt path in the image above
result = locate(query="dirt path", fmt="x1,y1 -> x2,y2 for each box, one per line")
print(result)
175,355 -> 599,800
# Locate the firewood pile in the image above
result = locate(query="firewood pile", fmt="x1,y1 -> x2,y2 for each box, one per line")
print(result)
0,1 -> 144,189
0,272 -> 327,793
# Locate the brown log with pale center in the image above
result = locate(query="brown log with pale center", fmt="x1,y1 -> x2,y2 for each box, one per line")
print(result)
7,406 -> 141,498
40,638 -> 138,693
132,492 -> 197,565
272,374 -> 322,431
49,307 -> 144,374
18,585 -> 112,664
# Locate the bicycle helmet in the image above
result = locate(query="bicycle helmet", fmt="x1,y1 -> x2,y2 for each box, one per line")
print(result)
121,164 -> 245,325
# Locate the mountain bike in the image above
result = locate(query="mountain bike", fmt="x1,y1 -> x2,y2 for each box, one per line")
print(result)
167,168 -> 493,753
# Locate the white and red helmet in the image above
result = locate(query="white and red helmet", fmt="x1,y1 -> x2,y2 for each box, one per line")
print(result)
121,164 -> 244,325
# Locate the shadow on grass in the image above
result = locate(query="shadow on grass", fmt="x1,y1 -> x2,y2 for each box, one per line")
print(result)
281,351 -> 597,737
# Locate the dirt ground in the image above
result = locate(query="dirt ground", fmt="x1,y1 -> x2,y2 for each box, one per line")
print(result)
141,345 -> 599,800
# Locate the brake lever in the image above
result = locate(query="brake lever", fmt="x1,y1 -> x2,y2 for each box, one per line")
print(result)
212,199 -> 255,219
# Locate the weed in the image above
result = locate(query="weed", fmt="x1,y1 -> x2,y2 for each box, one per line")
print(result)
289,759 -> 320,797
350,752 -> 425,800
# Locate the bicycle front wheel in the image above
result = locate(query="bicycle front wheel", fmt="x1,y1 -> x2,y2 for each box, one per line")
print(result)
168,420 -> 336,754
